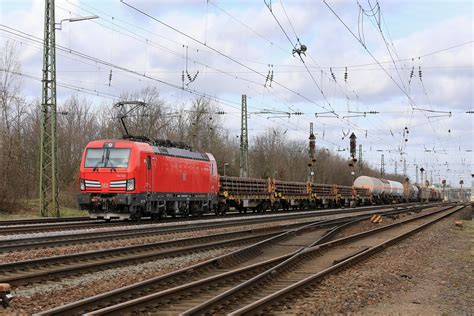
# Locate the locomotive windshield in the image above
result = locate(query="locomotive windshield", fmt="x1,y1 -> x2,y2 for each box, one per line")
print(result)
84,148 -> 131,168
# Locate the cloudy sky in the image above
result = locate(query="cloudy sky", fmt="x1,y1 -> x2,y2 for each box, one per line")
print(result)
1,0 -> 472,187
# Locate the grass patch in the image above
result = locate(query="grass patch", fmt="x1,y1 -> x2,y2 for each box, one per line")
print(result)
0,199 -> 87,221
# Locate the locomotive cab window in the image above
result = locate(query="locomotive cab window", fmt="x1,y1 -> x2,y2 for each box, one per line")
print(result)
84,148 -> 131,168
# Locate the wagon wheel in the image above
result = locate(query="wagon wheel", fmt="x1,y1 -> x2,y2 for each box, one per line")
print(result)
192,203 -> 204,217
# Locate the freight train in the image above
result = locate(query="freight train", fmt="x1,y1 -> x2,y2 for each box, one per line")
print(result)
77,137 -> 441,220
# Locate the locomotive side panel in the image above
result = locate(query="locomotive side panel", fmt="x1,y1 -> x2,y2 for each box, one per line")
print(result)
150,154 -> 211,194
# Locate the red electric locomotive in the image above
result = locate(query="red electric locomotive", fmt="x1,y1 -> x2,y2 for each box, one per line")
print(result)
77,137 -> 219,220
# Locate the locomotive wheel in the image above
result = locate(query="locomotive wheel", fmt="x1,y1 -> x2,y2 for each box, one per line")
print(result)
217,204 -> 227,216
131,209 -> 142,221
151,212 -> 161,220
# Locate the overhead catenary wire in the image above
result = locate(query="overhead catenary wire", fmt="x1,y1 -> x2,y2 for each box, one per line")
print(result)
0,25 -> 252,113
1,68 -> 120,100
53,3 -> 267,90
78,1 -> 386,151
120,0 -> 336,114
322,0 -> 461,174
266,1 -> 396,146
4,2 -> 469,183
118,0 -> 404,149
323,1 -> 420,109
3,23 -> 349,153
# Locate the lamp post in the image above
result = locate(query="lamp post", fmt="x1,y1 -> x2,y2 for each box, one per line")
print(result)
223,162 -> 229,176
56,15 -> 98,30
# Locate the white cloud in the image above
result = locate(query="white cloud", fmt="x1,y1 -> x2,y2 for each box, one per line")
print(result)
0,0 -> 472,185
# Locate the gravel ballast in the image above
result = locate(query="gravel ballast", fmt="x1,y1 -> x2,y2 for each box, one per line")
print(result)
7,246 -> 241,314
273,207 -> 473,315
0,207 -> 408,263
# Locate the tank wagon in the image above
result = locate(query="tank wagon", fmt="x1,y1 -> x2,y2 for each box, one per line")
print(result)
353,176 -> 405,203
78,137 -> 439,220
403,181 -> 419,202
353,175 -> 441,203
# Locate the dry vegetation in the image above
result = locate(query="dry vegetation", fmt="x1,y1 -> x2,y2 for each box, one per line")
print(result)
0,40 -> 403,213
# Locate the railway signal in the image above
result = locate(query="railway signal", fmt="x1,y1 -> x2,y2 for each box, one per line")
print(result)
348,133 -> 357,182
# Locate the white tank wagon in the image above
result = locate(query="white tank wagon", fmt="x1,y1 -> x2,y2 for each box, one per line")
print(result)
354,176 -> 404,202
379,178 -> 392,195
354,176 -> 385,195
410,184 -> 419,199
388,180 -> 404,197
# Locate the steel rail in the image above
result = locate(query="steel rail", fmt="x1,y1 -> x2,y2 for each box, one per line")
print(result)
36,203 -> 446,315
81,204 -> 460,315
36,216 -> 357,316
199,204 -> 466,315
0,220 -> 137,235
0,229 -> 285,286
0,202 -> 422,235
0,204 -> 423,252
228,204 -> 466,315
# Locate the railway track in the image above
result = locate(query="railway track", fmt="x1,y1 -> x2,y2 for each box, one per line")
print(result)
2,213 -> 376,286
0,204 -> 429,252
36,203 -> 449,316
0,220 -> 135,235
0,216 -> 330,253
0,203 -> 420,235
65,204 -> 462,316
0,228 -> 282,286
182,204 -> 465,316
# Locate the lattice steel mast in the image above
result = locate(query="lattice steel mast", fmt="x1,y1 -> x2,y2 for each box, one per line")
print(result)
308,122 -> 316,182
39,0 -> 59,217
240,94 -> 248,177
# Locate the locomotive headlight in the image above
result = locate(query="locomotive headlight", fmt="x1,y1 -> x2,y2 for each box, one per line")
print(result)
80,178 -> 85,191
126,178 -> 135,191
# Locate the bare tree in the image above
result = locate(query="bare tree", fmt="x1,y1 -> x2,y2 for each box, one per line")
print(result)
0,74 -> 405,213
0,41 -> 28,211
